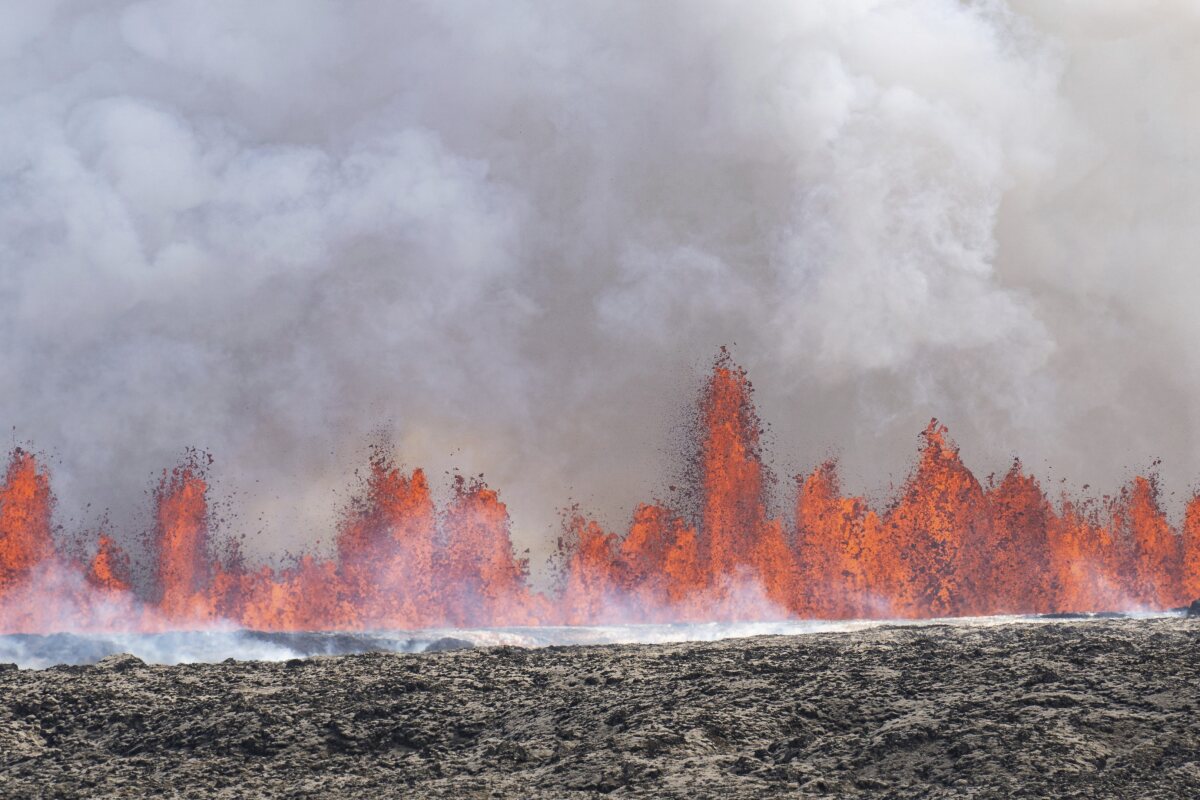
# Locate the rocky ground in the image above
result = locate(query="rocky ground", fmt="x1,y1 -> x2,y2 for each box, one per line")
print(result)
2,618 -> 1199,798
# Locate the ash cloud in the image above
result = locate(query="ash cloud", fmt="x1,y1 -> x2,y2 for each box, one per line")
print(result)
1,1 -> 1198,568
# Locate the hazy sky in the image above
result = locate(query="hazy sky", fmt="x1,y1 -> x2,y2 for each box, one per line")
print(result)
2,1 -> 1199,570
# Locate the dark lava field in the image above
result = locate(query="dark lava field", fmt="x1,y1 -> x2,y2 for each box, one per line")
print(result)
2,618 -> 1199,798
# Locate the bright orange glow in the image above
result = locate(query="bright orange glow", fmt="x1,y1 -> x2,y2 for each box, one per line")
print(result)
155,461 -> 216,622
557,513 -> 621,624
0,450 -> 54,596
794,462 -> 882,619
984,463 -> 1054,613
86,535 -> 131,594
1113,476 -> 1181,607
437,476 -> 539,626
619,504 -> 705,618
335,458 -> 438,627
0,352 -> 1196,633
1183,495 -> 1200,601
878,422 -> 992,617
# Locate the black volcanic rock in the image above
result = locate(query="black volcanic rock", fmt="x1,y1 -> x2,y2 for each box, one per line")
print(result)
2,619 -> 1200,798
94,653 -> 144,672
1188,599 -> 1200,618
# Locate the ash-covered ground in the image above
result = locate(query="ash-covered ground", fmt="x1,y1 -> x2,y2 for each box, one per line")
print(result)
2,618 -> 1199,798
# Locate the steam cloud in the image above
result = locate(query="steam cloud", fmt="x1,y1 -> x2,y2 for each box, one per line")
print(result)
2,1 -> 1198,570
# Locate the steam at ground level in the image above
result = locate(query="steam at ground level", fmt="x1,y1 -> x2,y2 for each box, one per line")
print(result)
0,612 -> 1175,670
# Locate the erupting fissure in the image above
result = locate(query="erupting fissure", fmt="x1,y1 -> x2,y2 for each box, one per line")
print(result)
2,352 -> 1199,634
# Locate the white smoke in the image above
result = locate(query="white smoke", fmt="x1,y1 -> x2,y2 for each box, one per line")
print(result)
1,1 -> 1198,572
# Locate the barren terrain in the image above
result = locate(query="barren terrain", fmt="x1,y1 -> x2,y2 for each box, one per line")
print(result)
3,617 -> 1199,798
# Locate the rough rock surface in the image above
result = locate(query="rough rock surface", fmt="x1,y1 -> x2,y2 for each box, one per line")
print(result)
2,618 -> 1199,798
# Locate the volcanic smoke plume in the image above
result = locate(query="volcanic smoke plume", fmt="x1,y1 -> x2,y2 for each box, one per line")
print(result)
5,2 -> 1200,572
1,352 -> 1198,635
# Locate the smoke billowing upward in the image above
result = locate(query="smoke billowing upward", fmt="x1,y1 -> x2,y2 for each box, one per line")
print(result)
2,2 -> 1199,564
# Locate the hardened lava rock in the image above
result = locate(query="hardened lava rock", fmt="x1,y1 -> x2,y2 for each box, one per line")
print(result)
2,617 -> 1200,798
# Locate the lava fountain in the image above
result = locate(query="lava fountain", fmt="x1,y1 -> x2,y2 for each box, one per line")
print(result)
1,351 -> 1197,635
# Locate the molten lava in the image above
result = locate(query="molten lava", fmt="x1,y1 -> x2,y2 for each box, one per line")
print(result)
155,459 -> 214,622
0,352 -> 1196,633
794,462 -> 885,619
0,449 -> 54,595
85,535 -> 132,595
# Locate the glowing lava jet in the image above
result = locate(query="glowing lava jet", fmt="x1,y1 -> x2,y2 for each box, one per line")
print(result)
1,353 -> 1198,634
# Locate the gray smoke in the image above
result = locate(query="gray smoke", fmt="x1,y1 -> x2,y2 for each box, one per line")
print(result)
2,1 -> 1198,573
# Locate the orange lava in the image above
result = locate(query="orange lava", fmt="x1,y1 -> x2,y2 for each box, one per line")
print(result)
0,450 -> 54,596
86,535 -> 132,594
0,352 -> 1196,633
155,460 -> 216,623
794,462 -> 885,619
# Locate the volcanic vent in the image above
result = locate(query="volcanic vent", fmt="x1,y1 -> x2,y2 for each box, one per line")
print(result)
1,351 -> 1198,636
